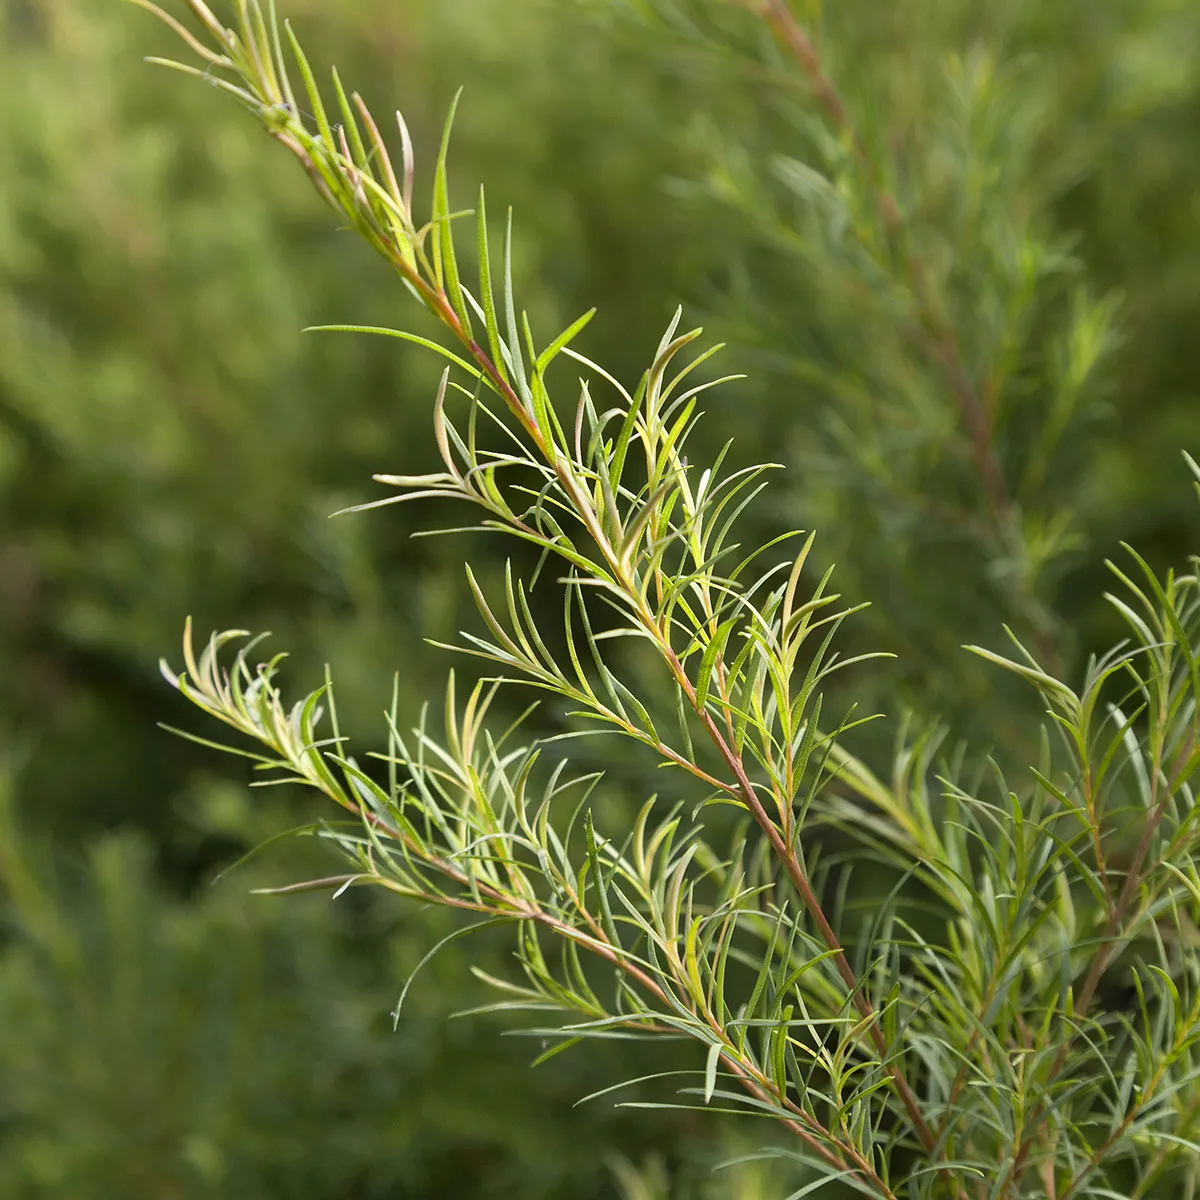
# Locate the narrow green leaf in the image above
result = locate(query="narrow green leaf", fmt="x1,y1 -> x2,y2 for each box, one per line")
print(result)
503,209 -> 530,402
531,1036 -> 584,1066
703,1040 -> 722,1104
586,811 -> 620,944
476,187 -> 509,384
284,21 -> 334,152
431,88 -> 471,334
306,324 -> 481,379
329,65 -> 367,165
770,1005 -> 793,1098
392,917 -> 510,1026
536,309 -> 597,375
695,618 -> 738,711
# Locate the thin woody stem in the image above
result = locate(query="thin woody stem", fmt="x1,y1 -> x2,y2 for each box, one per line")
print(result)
748,0 -> 1059,673
750,0 -> 1007,520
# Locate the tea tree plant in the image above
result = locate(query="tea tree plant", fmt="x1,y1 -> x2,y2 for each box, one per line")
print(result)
135,2 -> 1200,1195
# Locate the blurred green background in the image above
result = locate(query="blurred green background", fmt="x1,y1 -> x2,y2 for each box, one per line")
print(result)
1,0 -> 1198,1195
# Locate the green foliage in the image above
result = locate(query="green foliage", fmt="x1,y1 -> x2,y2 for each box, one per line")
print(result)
6,0 -> 1200,1194
137,1 -> 1200,1195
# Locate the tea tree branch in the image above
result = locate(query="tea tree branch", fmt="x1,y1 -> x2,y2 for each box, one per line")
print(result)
134,0 -> 943,1164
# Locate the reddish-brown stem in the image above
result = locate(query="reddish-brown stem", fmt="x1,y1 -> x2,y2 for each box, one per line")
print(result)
752,1 -> 1009,521
930,717 -> 1115,1164
928,958 -> 1005,1155
749,0 -> 1061,675
1056,992 -> 1200,1200
756,1 -> 850,134
439,291 -> 935,1154
434,244 -> 950,1176
651,640 -> 940,1158
345,240 -> 914,1183
717,1029 -> 901,1198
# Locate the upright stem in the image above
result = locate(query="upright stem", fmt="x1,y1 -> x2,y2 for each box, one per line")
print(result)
749,0 -> 1059,672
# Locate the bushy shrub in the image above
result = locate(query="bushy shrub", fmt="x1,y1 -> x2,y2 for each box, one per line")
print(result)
4,0 -> 1200,1194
